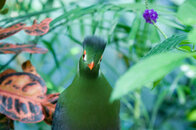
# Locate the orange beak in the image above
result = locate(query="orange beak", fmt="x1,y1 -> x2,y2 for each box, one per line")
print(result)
88,61 -> 94,70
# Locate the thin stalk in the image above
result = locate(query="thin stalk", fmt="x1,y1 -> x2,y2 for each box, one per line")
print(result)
0,7 -> 60,23
145,0 -> 149,9
148,90 -> 168,130
145,0 -> 167,39
152,21 -> 168,39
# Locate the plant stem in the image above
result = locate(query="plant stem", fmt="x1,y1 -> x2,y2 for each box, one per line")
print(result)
145,0 -> 149,9
149,89 -> 168,130
152,21 -> 168,39
0,7 -> 60,24
145,0 -> 167,39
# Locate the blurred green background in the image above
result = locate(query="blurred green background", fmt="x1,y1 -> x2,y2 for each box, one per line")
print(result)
0,0 -> 196,129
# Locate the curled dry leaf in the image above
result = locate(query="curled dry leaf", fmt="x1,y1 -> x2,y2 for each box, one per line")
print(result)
23,18 -> 52,36
0,68 -> 47,122
0,23 -> 26,40
0,114 -> 14,130
22,60 -> 40,77
0,43 -> 48,54
42,93 -> 60,125
0,60 -> 59,124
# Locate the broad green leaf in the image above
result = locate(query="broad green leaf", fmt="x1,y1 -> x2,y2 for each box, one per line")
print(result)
188,28 -> 196,45
187,109 -> 196,121
145,34 -> 187,57
178,45 -> 192,52
111,52 -> 191,101
177,0 -> 196,25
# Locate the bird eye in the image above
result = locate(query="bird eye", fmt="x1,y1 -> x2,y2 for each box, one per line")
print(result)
83,50 -> 87,61
83,54 -> 86,61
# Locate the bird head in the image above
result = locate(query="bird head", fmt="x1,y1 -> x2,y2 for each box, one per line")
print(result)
79,36 -> 106,78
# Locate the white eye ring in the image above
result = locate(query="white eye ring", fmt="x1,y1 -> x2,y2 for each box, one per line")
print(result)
83,54 -> 87,61
84,54 -> 87,61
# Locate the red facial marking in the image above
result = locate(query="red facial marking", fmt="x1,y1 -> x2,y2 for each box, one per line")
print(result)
100,55 -> 103,62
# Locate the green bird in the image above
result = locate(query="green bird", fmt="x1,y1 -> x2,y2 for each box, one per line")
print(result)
52,36 -> 120,130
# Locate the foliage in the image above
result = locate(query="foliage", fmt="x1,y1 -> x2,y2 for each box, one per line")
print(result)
0,61 -> 59,126
0,43 -> 47,54
0,0 -> 196,130
0,1 -> 57,128
111,52 -> 192,101
0,114 -> 14,130
177,0 -> 196,26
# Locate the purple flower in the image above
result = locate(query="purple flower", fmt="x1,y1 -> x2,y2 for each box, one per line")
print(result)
143,9 -> 158,24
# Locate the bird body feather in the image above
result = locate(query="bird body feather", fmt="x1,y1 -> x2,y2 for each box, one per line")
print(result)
52,73 -> 120,130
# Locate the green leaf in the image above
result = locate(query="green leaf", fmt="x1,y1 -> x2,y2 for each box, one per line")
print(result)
177,86 -> 186,104
0,8 -> 8,15
178,45 -> 192,52
42,40 -> 60,68
66,33 -> 82,45
177,0 -> 196,25
152,78 -> 162,89
187,109 -> 196,121
188,28 -> 196,45
0,0 -> 6,10
50,3 -> 145,28
149,25 -> 160,44
110,52 -> 191,101
50,4 -> 97,26
159,17 -> 184,30
0,7 -> 60,23
128,12 -> 141,40
145,34 -> 187,57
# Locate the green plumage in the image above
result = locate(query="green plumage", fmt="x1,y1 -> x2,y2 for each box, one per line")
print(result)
52,36 -> 120,130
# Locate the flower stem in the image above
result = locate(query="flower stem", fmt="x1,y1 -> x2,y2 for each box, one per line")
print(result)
145,0 -> 149,9
144,0 -> 167,39
152,21 -> 168,39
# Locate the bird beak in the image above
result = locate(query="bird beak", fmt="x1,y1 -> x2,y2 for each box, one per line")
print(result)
88,61 -> 94,70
